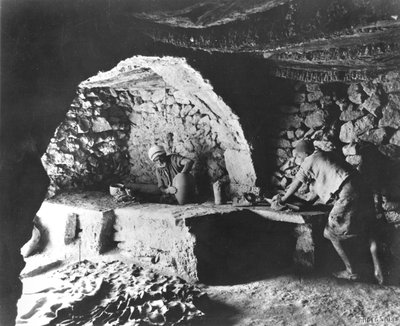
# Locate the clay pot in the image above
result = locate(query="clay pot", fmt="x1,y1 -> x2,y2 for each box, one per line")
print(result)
172,173 -> 195,205
109,183 -> 124,196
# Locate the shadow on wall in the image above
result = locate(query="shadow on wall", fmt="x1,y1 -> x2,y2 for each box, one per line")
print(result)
187,211 -> 296,285
182,53 -> 298,191
358,144 -> 399,196
194,151 -> 228,201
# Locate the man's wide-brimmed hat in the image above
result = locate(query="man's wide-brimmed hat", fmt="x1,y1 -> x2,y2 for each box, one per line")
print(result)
148,145 -> 166,161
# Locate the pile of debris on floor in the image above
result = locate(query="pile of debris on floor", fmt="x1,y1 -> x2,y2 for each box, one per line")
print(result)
17,260 -> 208,326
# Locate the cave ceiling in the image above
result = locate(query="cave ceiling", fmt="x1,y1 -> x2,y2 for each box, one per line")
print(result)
130,0 -> 400,82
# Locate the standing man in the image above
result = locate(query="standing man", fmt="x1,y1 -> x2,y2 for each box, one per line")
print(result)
272,140 -> 383,284
148,145 -> 194,203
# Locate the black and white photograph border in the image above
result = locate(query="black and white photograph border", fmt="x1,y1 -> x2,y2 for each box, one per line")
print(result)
2,1 -> 400,325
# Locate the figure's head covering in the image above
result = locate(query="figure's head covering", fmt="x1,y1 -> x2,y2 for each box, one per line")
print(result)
148,145 -> 166,161
295,140 -> 315,155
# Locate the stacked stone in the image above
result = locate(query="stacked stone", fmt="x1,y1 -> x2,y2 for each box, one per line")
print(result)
42,80 -> 239,199
340,75 -> 400,161
42,88 -> 131,196
272,71 -> 400,224
339,72 -> 400,223
125,87 -> 228,190
271,82 -> 340,192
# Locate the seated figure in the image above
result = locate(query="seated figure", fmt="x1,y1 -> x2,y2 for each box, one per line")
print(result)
148,145 -> 194,204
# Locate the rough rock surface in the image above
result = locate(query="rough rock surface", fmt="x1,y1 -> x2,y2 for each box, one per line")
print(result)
342,143 -> 358,156
382,71 -> 400,93
390,130 -> 400,146
362,94 -> 381,117
379,95 -> 400,128
43,56 -> 257,198
271,71 -> 400,231
339,104 -> 364,122
300,102 -> 318,113
358,128 -> 389,145
348,84 -> 364,104
304,110 -> 327,129
354,114 -> 376,134
346,155 -> 362,166
339,122 -> 356,143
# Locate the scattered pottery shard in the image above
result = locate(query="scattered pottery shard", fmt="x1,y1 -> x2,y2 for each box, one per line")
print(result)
173,172 -> 195,205
18,260 -> 207,325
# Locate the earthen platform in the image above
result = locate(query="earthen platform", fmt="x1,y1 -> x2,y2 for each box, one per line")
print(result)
36,191 -> 328,282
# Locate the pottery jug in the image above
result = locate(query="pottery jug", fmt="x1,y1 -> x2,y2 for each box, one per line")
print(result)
173,172 -> 195,205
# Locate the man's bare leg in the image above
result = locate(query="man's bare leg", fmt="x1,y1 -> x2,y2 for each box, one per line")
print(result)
330,239 -> 359,280
369,238 -> 384,285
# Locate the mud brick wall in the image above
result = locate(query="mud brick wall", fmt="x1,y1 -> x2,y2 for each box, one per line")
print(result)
271,71 -> 400,225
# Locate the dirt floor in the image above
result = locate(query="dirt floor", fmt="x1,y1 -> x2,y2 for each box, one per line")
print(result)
201,273 -> 400,326
17,250 -> 400,326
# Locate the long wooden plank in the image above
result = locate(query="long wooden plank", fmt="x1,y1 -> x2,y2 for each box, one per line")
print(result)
246,206 -> 328,224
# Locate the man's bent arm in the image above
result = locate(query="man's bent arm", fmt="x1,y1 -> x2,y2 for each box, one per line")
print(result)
180,157 -> 194,173
281,178 -> 303,203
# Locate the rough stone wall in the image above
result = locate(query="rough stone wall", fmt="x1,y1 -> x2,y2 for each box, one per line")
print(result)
42,56 -> 258,199
272,71 -> 400,224
42,88 -> 131,196
42,85 -> 229,198
126,87 -> 228,191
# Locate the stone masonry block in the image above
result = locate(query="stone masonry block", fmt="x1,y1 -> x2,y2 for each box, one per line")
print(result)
342,143 -> 358,156
92,117 -> 112,132
362,94 -> 381,117
382,71 -> 400,93
346,155 -> 362,166
339,104 -> 364,122
379,95 -> 400,128
358,128 -> 389,145
307,90 -> 323,102
390,130 -> 400,146
339,121 -> 356,143
304,110 -> 328,129
361,81 -> 378,96
348,84 -> 363,104
300,102 -> 318,113
354,114 -> 376,134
